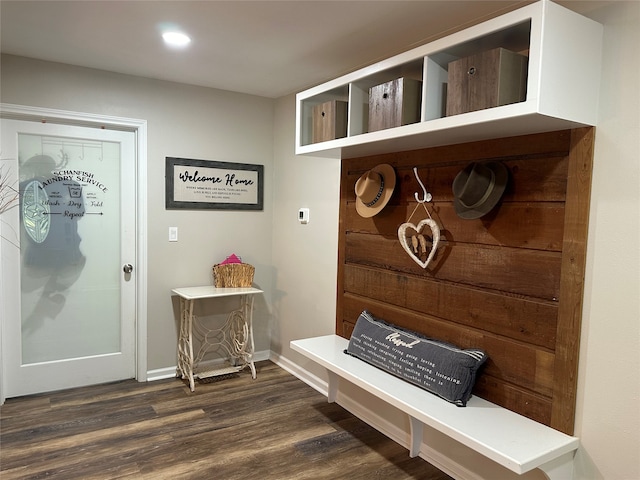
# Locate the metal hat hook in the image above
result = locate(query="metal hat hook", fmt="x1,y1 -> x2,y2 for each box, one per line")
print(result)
413,167 -> 432,203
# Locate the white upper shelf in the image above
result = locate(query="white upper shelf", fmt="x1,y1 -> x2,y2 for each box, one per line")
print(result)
295,0 -> 603,159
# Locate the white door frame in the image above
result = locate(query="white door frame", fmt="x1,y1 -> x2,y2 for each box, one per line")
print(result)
0,103 -> 148,404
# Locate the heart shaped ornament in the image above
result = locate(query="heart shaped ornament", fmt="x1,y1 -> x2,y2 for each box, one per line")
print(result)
397,218 -> 441,269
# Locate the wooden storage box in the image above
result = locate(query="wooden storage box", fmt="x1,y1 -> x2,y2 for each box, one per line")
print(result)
312,100 -> 347,143
446,47 -> 528,116
368,78 -> 422,132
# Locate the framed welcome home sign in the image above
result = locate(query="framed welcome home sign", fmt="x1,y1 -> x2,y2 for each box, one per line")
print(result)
166,157 -> 264,210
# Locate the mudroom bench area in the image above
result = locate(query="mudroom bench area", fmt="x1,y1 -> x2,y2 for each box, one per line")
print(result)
289,1 -> 600,479
292,334 -> 579,480
287,123 -> 595,480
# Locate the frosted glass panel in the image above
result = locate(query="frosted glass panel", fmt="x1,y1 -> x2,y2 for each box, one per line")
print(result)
19,134 -> 121,364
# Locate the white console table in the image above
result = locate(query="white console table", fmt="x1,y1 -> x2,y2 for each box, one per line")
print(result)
171,286 -> 263,392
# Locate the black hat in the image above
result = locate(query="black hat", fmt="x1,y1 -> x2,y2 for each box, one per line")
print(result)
452,162 -> 509,219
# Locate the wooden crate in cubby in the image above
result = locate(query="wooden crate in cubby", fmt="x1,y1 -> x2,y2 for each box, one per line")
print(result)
446,47 -> 528,116
368,78 -> 422,132
312,100 -> 348,143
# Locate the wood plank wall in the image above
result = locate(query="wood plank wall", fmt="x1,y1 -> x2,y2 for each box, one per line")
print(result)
336,128 -> 594,435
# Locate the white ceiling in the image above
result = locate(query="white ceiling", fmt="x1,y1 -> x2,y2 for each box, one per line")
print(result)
0,1 -> 608,99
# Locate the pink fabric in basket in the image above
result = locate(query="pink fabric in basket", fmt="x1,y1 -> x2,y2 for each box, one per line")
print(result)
220,254 -> 242,265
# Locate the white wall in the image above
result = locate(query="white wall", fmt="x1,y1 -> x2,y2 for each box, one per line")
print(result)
573,2 -> 640,479
0,55 -> 276,370
270,90 -> 340,365
1,1 -> 638,478
271,2 -> 639,480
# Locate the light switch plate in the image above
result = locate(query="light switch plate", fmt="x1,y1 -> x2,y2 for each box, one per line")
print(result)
298,208 -> 310,224
169,226 -> 178,242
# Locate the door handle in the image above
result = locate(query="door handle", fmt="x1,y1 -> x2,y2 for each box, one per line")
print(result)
123,264 -> 134,274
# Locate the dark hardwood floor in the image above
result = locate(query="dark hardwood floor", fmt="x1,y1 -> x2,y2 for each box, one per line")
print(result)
1,361 -> 452,480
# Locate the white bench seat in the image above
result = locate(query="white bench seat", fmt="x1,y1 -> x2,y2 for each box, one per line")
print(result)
291,334 -> 579,480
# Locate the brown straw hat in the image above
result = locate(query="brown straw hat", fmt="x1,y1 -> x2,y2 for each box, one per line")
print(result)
452,162 -> 509,219
355,164 -> 396,218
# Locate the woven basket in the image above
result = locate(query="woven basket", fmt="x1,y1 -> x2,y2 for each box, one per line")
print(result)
212,263 -> 255,288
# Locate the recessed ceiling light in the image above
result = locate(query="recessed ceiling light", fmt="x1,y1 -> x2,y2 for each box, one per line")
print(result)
162,31 -> 191,48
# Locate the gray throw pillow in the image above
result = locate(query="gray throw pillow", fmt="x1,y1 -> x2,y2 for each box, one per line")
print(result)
345,310 -> 487,406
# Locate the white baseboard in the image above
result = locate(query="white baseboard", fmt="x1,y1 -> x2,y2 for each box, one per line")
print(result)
270,350 -> 329,397
146,349 -> 271,382
146,366 -> 178,382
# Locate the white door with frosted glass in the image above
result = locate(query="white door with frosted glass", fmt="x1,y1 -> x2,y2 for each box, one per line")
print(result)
1,119 -> 136,397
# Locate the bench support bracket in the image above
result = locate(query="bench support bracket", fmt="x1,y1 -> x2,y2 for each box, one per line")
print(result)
327,370 -> 338,403
408,415 -> 423,458
538,451 -> 575,480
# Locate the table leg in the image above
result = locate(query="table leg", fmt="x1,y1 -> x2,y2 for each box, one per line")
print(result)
228,294 -> 257,379
246,294 -> 257,379
177,297 -> 196,392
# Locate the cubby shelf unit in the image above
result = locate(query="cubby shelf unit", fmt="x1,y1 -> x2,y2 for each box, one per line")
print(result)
295,0 -> 603,159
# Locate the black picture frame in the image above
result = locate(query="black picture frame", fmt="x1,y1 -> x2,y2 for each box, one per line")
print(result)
165,157 -> 264,210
